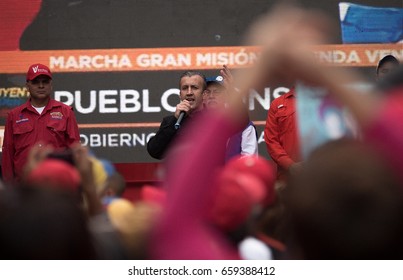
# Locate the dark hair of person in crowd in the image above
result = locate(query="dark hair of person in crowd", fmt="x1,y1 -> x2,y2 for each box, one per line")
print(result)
0,186 -> 97,259
254,188 -> 288,257
376,55 -> 400,81
284,138 -> 403,259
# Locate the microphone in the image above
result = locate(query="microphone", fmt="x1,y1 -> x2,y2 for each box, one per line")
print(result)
175,111 -> 186,130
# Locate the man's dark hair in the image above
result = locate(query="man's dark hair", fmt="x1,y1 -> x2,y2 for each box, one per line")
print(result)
376,55 -> 399,74
179,71 -> 207,90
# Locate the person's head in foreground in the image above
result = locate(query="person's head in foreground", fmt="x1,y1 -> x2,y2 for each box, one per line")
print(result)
285,139 -> 403,259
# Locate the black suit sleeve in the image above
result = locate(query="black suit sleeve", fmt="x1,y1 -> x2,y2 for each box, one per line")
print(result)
147,116 -> 178,160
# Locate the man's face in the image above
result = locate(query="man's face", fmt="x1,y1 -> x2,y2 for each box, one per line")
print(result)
204,83 -> 227,109
377,61 -> 399,80
26,75 -> 52,103
179,75 -> 205,111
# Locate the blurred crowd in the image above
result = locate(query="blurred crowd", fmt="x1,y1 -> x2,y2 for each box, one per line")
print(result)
1,5 -> 402,260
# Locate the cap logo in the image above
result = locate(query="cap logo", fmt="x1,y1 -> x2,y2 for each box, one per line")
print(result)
31,65 -> 49,74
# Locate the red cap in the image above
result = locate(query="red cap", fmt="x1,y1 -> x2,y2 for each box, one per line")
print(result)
26,63 -> 52,81
27,159 -> 81,192
141,185 -> 167,206
209,172 -> 266,231
224,155 -> 277,206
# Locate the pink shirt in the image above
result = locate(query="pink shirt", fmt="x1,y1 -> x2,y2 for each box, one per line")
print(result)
150,111 -> 242,259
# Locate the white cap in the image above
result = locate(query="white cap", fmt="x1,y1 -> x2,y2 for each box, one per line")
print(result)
238,236 -> 273,260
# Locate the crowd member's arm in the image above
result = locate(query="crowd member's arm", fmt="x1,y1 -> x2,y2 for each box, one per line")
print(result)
221,64 -> 234,90
150,78 -> 250,258
21,143 -> 53,181
1,113 -> 15,183
150,111 -> 243,259
71,144 -> 104,217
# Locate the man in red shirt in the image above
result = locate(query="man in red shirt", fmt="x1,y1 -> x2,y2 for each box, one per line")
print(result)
1,63 -> 80,182
264,88 -> 301,181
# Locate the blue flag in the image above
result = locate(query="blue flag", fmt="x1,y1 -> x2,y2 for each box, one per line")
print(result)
339,2 -> 403,44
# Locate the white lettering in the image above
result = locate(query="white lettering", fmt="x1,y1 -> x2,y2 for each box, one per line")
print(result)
249,89 -> 270,111
346,50 -> 361,64
142,89 -> 161,113
54,91 -> 74,106
90,134 -> 102,147
161,88 -> 180,112
120,133 -> 132,146
108,134 -> 119,147
49,55 -> 133,69
120,90 -> 141,113
75,90 -> 96,114
99,90 -> 118,113
81,133 -> 156,148
136,53 -> 191,68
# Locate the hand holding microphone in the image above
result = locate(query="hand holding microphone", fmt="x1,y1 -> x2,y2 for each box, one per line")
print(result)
175,111 -> 186,129
174,100 -> 191,130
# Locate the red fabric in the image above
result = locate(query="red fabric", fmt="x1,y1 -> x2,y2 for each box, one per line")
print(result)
0,0 -> 42,50
224,155 -> 276,206
2,99 -> 80,182
364,86 -> 403,185
150,112 -> 241,259
26,63 -> 52,81
264,88 -> 300,179
28,159 -> 81,192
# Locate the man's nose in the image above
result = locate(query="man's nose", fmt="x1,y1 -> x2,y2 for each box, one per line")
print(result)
186,87 -> 192,94
38,81 -> 45,88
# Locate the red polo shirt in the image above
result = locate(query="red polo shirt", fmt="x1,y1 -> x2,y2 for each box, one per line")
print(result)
2,99 -> 80,182
264,88 -> 300,179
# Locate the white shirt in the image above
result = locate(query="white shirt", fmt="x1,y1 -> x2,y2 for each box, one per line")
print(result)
241,125 -> 259,156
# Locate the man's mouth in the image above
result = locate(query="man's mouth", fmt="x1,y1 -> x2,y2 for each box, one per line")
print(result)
186,98 -> 195,103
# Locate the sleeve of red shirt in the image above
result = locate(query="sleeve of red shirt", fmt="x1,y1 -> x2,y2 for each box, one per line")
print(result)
264,99 -> 295,170
1,112 -> 16,183
66,106 -> 80,145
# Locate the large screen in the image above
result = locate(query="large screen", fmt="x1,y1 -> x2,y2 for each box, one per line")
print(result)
1,0 -> 401,163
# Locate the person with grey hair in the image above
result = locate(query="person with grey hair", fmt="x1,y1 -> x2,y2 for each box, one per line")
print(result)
147,71 -> 206,160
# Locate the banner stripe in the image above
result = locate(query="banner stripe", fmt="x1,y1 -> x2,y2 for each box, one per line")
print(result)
0,44 -> 401,73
